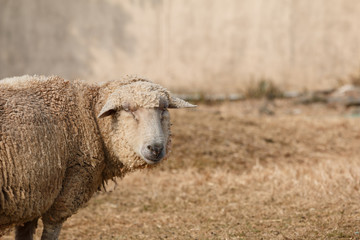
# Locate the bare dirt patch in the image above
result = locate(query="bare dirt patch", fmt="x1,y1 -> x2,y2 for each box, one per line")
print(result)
3,100 -> 360,239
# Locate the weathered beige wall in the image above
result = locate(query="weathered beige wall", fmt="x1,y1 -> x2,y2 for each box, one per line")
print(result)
1,0 -> 360,93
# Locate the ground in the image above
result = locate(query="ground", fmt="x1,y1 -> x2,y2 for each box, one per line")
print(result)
3,99 -> 360,240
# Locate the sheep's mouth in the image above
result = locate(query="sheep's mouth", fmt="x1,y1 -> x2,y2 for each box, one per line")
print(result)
141,153 -> 165,165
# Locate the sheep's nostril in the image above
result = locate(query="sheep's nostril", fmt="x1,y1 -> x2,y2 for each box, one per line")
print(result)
147,144 -> 163,157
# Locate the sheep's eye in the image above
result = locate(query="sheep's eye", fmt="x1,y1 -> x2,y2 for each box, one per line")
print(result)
160,108 -> 167,119
131,112 -> 137,120
124,108 -> 138,120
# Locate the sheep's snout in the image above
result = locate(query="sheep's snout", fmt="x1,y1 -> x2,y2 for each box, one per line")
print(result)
141,142 -> 165,164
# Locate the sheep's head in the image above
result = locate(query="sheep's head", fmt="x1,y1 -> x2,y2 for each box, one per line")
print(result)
97,80 -> 195,171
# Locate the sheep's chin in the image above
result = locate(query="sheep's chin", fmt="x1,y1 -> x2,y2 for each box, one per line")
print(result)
133,147 -> 160,165
138,153 -> 160,165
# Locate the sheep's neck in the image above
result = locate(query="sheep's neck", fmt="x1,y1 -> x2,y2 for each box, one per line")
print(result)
91,86 -> 129,181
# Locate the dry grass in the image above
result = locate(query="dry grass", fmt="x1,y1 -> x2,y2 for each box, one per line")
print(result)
349,70 -> 360,86
244,79 -> 284,100
3,100 -> 360,239
337,68 -> 360,87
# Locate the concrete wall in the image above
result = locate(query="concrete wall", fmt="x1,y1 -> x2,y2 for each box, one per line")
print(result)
1,0 -> 360,93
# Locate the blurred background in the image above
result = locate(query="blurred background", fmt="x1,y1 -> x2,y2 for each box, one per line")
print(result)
3,1 -> 360,239
1,0 -> 360,93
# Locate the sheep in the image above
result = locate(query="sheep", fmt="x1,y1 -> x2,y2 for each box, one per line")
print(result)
0,75 -> 195,240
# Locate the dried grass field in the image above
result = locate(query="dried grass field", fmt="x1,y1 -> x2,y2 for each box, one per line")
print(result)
3,99 -> 360,239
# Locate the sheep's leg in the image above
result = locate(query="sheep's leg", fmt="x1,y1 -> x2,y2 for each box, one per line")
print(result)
15,218 -> 38,240
15,219 -> 38,240
41,165 -> 101,239
40,222 -> 62,240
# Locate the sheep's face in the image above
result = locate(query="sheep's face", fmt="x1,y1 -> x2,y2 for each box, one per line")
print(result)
98,80 -> 196,168
116,104 -> 171,164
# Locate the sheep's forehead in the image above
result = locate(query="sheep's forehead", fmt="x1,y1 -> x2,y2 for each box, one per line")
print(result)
115,82 -> 170,108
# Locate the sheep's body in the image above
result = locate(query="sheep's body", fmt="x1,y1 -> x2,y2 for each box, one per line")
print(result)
0,76 -> 104,232
0,75 -> 195,239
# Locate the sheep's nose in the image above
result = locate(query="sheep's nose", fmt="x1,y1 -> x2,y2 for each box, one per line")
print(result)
141,143 -> 165,163
147,144 -> 164,158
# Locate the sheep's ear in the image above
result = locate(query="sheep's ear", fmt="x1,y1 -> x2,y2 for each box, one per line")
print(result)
98,100 -> 119,118
168,96 -> 197,109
